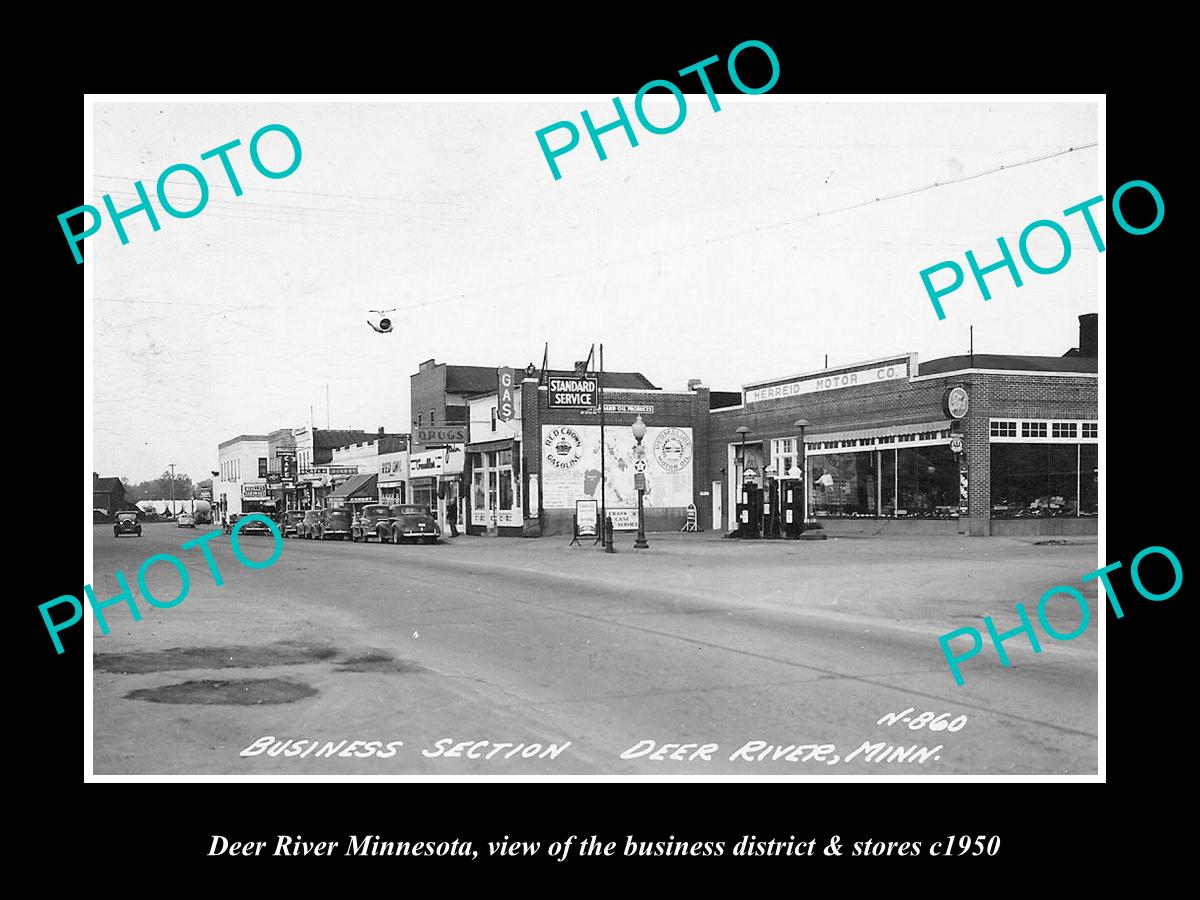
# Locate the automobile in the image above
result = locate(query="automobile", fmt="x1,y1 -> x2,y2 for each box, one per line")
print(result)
313,506 -> 352,541
177,512 -> 196,528
223,513 -> 240,535
385,503 -> 440,545
297,510 -> 322,539
113,510 -> 141,538
350,504 -> 394,543
237,513 -> 275,536
282,510 -> 306,538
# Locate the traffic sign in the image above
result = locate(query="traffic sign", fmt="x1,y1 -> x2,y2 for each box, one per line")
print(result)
633,459 -> 647,473
634,473 -> 647,491
949,436 -> 964,454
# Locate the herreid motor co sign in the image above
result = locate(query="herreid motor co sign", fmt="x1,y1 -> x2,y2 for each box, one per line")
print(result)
746,360 -> 910,404
547,376 -> 598,409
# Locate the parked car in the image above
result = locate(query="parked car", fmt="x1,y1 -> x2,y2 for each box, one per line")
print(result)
282,510 -> 305,538
113,510 -> 141,538
237,513 -> 275,536
297,510 -> 322,539
313,506 -> 352,541
223,513 -> 240,535
350,504 -> 394,543
177,512 -> 196,528
386,503 -> 440,545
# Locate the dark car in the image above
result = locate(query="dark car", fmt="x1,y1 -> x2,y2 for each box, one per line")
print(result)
297,510 -> 321,539
351,504 -> 394,543
314,506 -> 352,541
386,503 -> 440,545
237,512 -> 274,536
113,510 -> 141,538
282,510 -> 305,538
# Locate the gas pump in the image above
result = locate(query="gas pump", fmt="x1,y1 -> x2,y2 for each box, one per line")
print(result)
783,479 -> 803,538
762,477 -> 782,539
736,482 -> 763,538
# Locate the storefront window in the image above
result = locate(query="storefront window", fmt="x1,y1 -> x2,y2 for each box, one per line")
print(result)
1079,444 -> 1098,516
809,453 -> 878,517
991,444 -> 1095,518
896,446 -> 958,517
880,449 -> 895,515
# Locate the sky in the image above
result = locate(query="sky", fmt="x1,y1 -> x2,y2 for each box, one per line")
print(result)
91,98 -> 1099,483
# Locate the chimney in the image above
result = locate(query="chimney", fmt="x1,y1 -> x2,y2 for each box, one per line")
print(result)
687,378 -> 704,391
378,426 -> 384,436
1078,314 -> 1097,358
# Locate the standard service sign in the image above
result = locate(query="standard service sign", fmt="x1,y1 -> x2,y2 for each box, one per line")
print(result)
547,376 -> 598,408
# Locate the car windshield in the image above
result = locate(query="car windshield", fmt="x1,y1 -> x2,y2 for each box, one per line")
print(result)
394,505 -> 428,516
327,509 -> 349,518
286,512 -> 304,521
117,512 -> 138,520
363,506 -> 390,516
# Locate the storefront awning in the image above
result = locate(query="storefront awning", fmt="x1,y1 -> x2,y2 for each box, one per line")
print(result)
806,420 -> 952,447
327,473 -> 378,501
467,438 -> 515,453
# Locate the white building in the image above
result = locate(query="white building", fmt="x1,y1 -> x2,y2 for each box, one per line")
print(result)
216,434 -> 270,517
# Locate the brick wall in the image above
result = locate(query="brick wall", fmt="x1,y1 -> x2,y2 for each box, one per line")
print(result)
409,364 -> 447,451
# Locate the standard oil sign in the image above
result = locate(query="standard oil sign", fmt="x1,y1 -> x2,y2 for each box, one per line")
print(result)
547,376 -> 598,409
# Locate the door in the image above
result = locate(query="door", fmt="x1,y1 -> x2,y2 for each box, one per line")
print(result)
712,481 -> 722,530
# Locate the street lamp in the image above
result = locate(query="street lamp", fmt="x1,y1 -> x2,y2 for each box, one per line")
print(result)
632,414 -> 649,549
793,421 -> 809,534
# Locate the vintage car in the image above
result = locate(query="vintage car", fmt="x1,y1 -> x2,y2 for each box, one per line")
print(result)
177,512 -> 196,528
297,510 -> 322,539
282,510 -> 306,538
113,510 -> 141,538
350,504 -> 394,543
237,512 -> 275,536
313,506 -> 352,541
385,503 -> 440,545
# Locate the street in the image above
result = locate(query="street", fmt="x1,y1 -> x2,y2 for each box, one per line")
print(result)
91,524 -> 1098,776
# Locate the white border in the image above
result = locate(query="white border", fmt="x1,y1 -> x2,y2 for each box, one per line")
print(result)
84,93 -> 1104,784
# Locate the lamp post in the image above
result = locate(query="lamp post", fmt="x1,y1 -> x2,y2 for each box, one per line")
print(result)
632,414 -> 649,549
168,462 -> 176,517
793,420 -> 808,534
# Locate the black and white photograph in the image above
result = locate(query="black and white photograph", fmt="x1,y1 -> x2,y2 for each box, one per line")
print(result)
79,92 -> 1108,780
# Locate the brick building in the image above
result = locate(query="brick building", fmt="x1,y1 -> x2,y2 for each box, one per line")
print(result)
708,315 -> 1099,537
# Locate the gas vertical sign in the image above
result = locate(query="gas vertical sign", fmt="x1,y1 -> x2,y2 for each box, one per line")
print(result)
498,367 -> 516,422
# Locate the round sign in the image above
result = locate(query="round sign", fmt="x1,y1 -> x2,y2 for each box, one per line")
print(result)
634,459 -> 647,473
949,435 -> 964,454
944,386 -> 970,419
653,427 -> 693,472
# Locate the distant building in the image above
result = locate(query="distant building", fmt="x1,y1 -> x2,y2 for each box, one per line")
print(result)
92,474 -> 127,515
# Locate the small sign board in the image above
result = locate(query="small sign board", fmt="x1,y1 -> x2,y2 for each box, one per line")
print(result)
608,508 -> 639,531
415,426 -> 468,444
575,499 -> 598,537
949,435 -> 964,454
634,472 -> 647,491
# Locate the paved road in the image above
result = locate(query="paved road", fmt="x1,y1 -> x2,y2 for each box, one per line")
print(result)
90,523 -> 1098,776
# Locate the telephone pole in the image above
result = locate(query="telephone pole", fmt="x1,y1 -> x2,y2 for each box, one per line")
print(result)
169,463 -> 177,516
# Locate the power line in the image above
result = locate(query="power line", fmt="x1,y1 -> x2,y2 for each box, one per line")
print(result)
92,142 -> 1098,317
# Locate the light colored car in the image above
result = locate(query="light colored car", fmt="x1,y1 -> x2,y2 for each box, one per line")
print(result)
177,512 -> 196,528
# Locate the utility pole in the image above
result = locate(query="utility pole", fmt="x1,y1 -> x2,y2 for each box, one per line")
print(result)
169,463 -> 177,516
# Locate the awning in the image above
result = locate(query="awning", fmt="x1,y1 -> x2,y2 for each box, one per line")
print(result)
468,438 -> 515,454
327,473 -> 378,501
